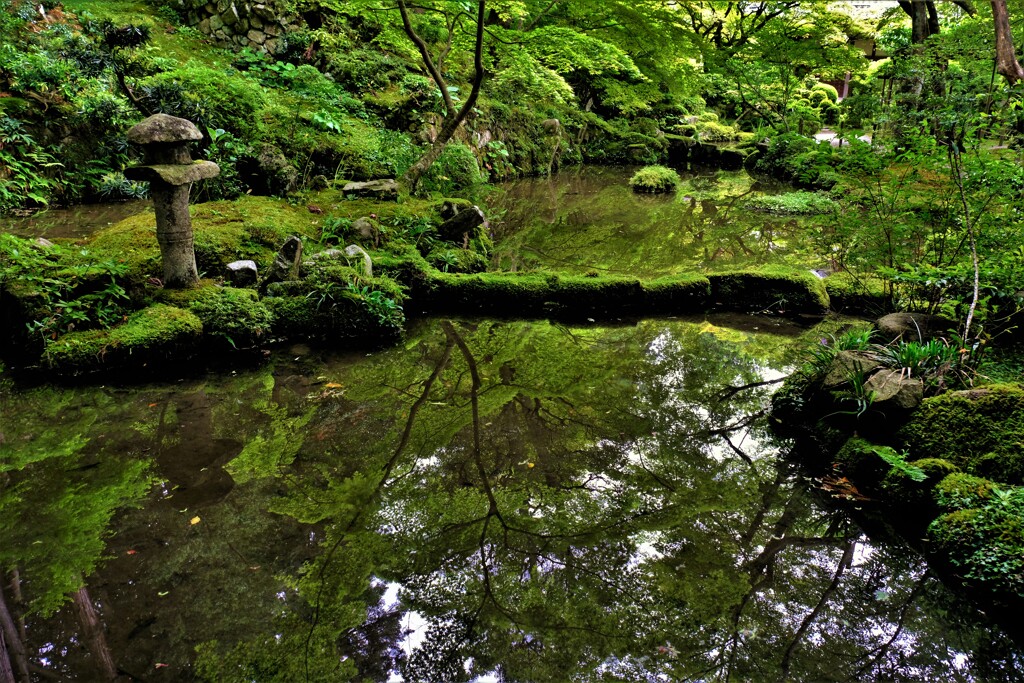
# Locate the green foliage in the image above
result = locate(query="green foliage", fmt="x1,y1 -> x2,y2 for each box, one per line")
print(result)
140,62 -> 267,139
929,482 -> 1024,594
0,116 -> 64,211
629,165 -> 680,194
869,444 -> 927,482
178,286 -> 275,349
0,234 -> 130,342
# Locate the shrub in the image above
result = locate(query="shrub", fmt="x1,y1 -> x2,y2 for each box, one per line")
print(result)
629,165 -> 681,194
140,63 -> 267,139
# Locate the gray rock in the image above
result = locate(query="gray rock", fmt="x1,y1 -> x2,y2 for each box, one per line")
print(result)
33,237 -> 54,248
865,369 -> 924,411
438,205 -> 487,244
352,217 -> 376,242
226,259 -> 258,287
253,144 -> 298,195
209,12 -> 223,30
307,248 -> 345,262
127,113 -> 202,145
260,236 -> 303,293
247,29 -> 266,43
876,312 -> 956,343
341,179 -> 399,200
823,350 -> 882,388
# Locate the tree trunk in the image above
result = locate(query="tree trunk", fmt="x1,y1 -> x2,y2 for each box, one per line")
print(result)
992,0 -> 1024,84
0,631 -> 14,683
399,1 -> 487,192
151,184 -> 199,288
0,585 -> 28,683
898,0 -> 939,43
69,586 -> 118,681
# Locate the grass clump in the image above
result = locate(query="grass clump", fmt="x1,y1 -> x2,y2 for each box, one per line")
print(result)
629,165 -> 681,194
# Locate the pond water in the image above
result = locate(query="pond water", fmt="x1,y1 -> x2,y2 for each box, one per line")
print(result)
1,200 -> 151,240
489,167 -> 827,277
2,316 -> 1021,681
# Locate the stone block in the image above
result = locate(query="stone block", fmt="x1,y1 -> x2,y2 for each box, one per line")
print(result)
226,260 -> 258,287
247,28 -> 266,43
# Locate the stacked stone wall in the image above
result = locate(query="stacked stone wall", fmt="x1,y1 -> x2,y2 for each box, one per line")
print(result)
179,0 -> 300,53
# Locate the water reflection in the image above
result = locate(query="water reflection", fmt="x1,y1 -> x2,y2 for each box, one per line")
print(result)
1,317 -> 1020,681
489,167 -> 819,277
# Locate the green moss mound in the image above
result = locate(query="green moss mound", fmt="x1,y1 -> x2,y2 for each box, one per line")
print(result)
898,385 -> 1024,483
419,271 -> 710,318
629,165 -> 681,194
162,284 -> 274,349
44,304 -> 202,374
708,268 -> 829,315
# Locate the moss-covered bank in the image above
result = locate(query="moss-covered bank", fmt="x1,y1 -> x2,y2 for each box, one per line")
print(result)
773,358 -> 1024,638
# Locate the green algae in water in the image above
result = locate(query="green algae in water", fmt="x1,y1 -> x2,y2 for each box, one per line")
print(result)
2,317 -> 1022,680
490,167 -> 830,277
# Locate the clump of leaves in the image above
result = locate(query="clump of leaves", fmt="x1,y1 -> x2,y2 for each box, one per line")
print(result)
0,234 -> 130,342
869,444 -> 927,482
629,165 -> 681,194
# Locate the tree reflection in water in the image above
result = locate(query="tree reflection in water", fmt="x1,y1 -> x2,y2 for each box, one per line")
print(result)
2,318 -> 1021,681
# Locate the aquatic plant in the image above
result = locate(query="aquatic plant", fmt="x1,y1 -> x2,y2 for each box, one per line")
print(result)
629,165 -> 681,194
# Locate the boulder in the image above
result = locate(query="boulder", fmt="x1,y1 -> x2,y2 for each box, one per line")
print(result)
864,369 -> 924,411
226,259 -> 258,287
876,312 -> 956,343
352,216 -> 377,243
823,350 -> 883,388
341,179 -> 399,200
438,205 -> 488,245
260,236 -> 303,292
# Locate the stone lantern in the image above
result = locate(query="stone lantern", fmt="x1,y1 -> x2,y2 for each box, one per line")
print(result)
125,114 -> 220,289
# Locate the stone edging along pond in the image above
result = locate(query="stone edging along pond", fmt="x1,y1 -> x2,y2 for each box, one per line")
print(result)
1,239 -> 883,378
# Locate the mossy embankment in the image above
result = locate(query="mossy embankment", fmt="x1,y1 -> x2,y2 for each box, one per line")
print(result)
0,187 -> 843,377
773,340 -> 1024,636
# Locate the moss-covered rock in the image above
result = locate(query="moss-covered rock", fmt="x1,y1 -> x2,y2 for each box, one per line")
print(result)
44,304 -> 202,374
823,272 -> 888,314
419,271 -> 711,319
897,385 -> 1024,479
161,284 -> 274,349
708,268 -> 829,315
426,247 -> 489,274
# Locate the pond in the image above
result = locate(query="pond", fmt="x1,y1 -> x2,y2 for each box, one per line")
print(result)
2,315 -> 1021,681
488,167 -> 830,277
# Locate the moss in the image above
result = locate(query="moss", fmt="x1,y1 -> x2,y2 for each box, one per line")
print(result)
418,271 -> 711,319
898,385 -> 1024,476
44,304 -> 202,374
881,457 -> 960,510
934,472 -> 998,511
708,267 -> 829,315
87,196 -> 319,282
161,284 -> 273,349
629,165 -> 681,194
426,247 -> 489,274
263,262 -> 405,343
264,293 -> 402,344
834,437 -> 886,484
823,272 -> 888,314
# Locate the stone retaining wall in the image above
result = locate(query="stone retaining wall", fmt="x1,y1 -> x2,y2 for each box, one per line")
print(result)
179,0 -> 300,53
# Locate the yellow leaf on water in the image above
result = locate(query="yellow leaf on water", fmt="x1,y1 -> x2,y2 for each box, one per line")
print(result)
325,382 -> 343,389
190,516 -> 201,525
